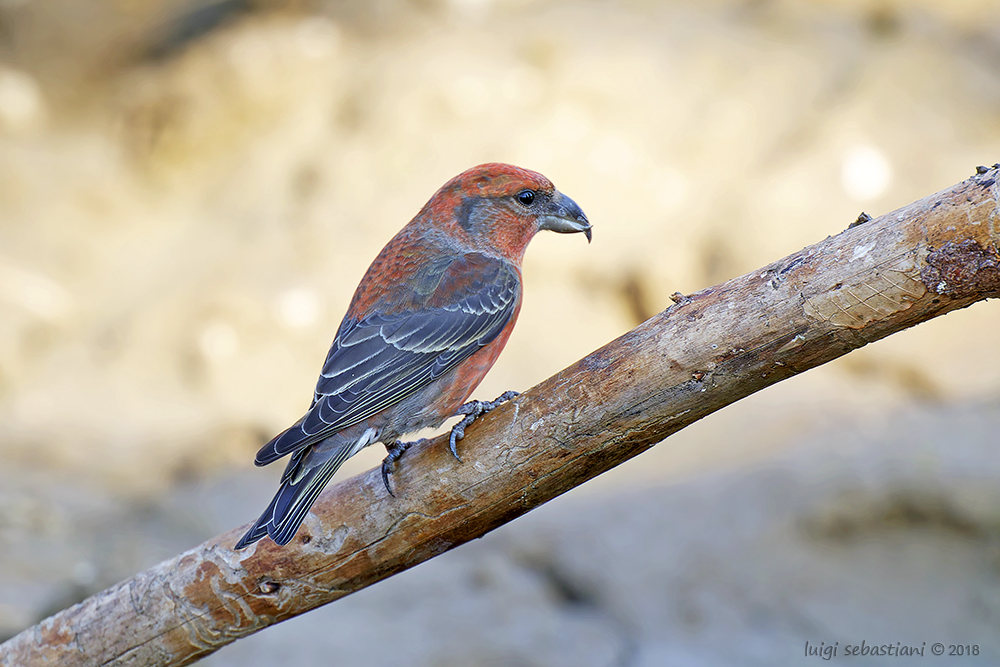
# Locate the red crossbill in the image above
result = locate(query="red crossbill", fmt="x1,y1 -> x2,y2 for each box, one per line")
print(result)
235,163 -> 591,549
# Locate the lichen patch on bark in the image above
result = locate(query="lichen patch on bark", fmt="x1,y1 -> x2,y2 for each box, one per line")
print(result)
920,239 -> 1000,298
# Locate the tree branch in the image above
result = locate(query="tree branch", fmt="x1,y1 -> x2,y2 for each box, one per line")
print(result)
4,167 -> 1000,667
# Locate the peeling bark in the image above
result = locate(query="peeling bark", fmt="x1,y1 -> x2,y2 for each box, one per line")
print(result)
3,167 -> 999,667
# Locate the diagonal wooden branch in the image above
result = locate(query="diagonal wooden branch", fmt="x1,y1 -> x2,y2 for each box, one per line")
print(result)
4,167 -> 1000,667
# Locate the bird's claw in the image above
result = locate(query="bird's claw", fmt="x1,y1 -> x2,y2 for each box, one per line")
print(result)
383,390 -> 519,495
381,438 -> 428,497
447,390 -> 520,461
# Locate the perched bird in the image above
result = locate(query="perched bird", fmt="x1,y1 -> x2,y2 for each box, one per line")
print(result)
235,163 -> 591,549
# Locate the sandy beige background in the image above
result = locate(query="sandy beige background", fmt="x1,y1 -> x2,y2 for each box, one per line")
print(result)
2,1 -> 999,663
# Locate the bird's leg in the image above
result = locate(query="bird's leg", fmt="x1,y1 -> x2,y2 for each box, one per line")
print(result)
381,438 -> 429,496
448,390 -> 520,462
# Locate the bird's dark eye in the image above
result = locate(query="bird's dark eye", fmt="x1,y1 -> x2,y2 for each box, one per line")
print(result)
516,190 -> 536,207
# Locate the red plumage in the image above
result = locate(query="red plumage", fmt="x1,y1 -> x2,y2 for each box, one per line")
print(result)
236,163 -> 591,549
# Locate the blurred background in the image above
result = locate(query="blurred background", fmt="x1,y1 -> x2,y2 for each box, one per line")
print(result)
2,0 -> 1000,664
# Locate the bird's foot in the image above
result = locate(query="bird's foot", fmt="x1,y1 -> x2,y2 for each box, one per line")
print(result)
448,390 -> 520,462
381,438 -> 429,496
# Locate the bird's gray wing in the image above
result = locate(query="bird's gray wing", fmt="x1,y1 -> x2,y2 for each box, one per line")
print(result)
254,253 -> 519,466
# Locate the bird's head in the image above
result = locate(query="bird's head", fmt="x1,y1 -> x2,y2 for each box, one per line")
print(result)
424,163 -> 591,263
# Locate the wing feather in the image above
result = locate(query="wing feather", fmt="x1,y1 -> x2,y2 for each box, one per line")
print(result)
254,253 -> 519,466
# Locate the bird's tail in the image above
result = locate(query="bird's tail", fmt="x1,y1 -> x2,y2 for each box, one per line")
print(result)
234,439 -> 359,550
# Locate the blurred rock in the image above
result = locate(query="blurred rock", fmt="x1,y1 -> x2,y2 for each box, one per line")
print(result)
0,67 -> 45,135
0,467 -> 214,643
